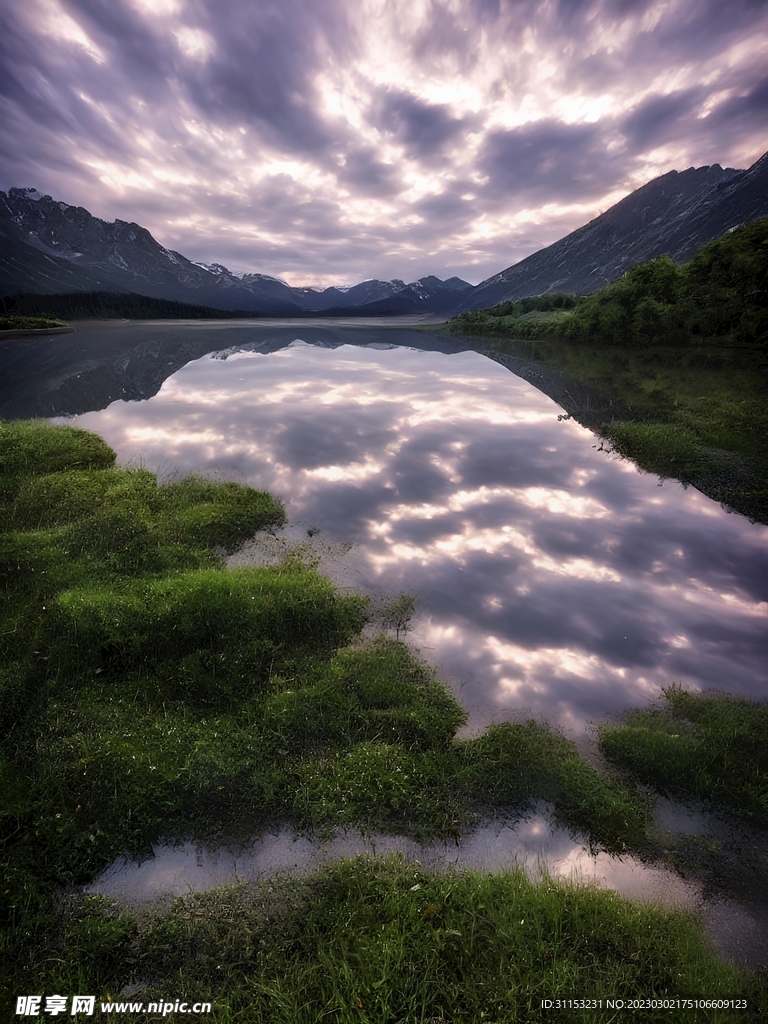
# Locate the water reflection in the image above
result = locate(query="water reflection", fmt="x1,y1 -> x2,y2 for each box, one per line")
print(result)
87,813 -> 768,969
67,337 -> 768,734
89,815 -> 685,906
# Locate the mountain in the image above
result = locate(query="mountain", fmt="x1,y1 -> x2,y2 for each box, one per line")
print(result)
464,151 -> 768,310
316,275 -> 476,316
0,189 -> 470,314
294,278 -> 407,309
0,189 -> 305,314
3,149 -> 767,317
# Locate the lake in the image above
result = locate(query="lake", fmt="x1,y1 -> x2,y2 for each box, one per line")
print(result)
26,319 -> 766,737
5,319 -> 768,965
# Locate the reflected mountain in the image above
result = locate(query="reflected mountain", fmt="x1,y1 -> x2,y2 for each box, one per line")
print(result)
0,319 -> 623,425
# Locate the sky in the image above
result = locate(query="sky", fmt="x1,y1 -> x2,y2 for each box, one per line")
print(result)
1,0 -> 767,287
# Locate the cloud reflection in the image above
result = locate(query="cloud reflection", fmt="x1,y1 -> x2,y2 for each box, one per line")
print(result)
72,339 -> 768,734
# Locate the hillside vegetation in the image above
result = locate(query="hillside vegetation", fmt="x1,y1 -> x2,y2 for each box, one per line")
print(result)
450,218 -> 768,348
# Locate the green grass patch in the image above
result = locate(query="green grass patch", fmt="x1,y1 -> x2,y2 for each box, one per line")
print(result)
45,567 -> 366,705
458,721 -> 648,852
599,687 -> 768,826
600,422 -> 713,483
0,314 -> 67,331
0,419 -> 115,480
19,855 -> 764,1023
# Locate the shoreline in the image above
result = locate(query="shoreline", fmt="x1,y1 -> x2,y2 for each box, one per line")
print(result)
0,324 -> 75,339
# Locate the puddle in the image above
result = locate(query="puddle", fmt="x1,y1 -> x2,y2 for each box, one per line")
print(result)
86,810 -> 768,970
89,818 -> 685,906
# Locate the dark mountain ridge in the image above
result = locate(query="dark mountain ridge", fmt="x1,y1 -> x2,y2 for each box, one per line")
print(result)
465,152 -> 768,310
0,189 -> 470,315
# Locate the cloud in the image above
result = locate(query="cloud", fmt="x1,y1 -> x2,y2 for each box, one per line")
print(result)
619,88 -> 707,154
0,0 -> 767,285
478,119 -> 617,203
372,88 -> 478,160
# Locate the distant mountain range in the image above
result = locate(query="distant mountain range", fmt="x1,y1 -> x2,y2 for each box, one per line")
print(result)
0,190 -> 472,315
1,149 -> 767,316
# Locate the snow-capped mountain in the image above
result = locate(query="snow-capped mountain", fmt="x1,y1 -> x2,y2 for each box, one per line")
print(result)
0,190 -> 470,314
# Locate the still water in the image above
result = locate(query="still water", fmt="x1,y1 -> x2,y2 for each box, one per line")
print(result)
87,811 -> 768,970
63,330 -> 768,736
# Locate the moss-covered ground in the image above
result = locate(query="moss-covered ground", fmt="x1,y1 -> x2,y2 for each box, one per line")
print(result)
1,421 -> 765,1018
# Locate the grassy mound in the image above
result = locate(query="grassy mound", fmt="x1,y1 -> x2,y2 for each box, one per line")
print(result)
0,314 -> 67,332
0,419 -> 115,479
599,687 -> 768,826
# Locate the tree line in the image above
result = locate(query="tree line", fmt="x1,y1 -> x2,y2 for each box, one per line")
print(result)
450,218 -> 768,348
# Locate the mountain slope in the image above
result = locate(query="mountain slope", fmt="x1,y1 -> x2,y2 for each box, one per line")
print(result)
0,232 -> 120,295
465,151 -> 768,310
0,188 -> 470,314
0,188 -> 306,313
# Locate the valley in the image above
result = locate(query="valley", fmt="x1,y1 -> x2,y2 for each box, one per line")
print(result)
2,154 -> 768,1022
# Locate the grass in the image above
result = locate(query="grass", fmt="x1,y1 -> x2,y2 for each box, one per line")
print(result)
0,314 -> 67,332
599,687 -> 768,827
21,855 -> 765,1023
1,421 -> 764,1016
